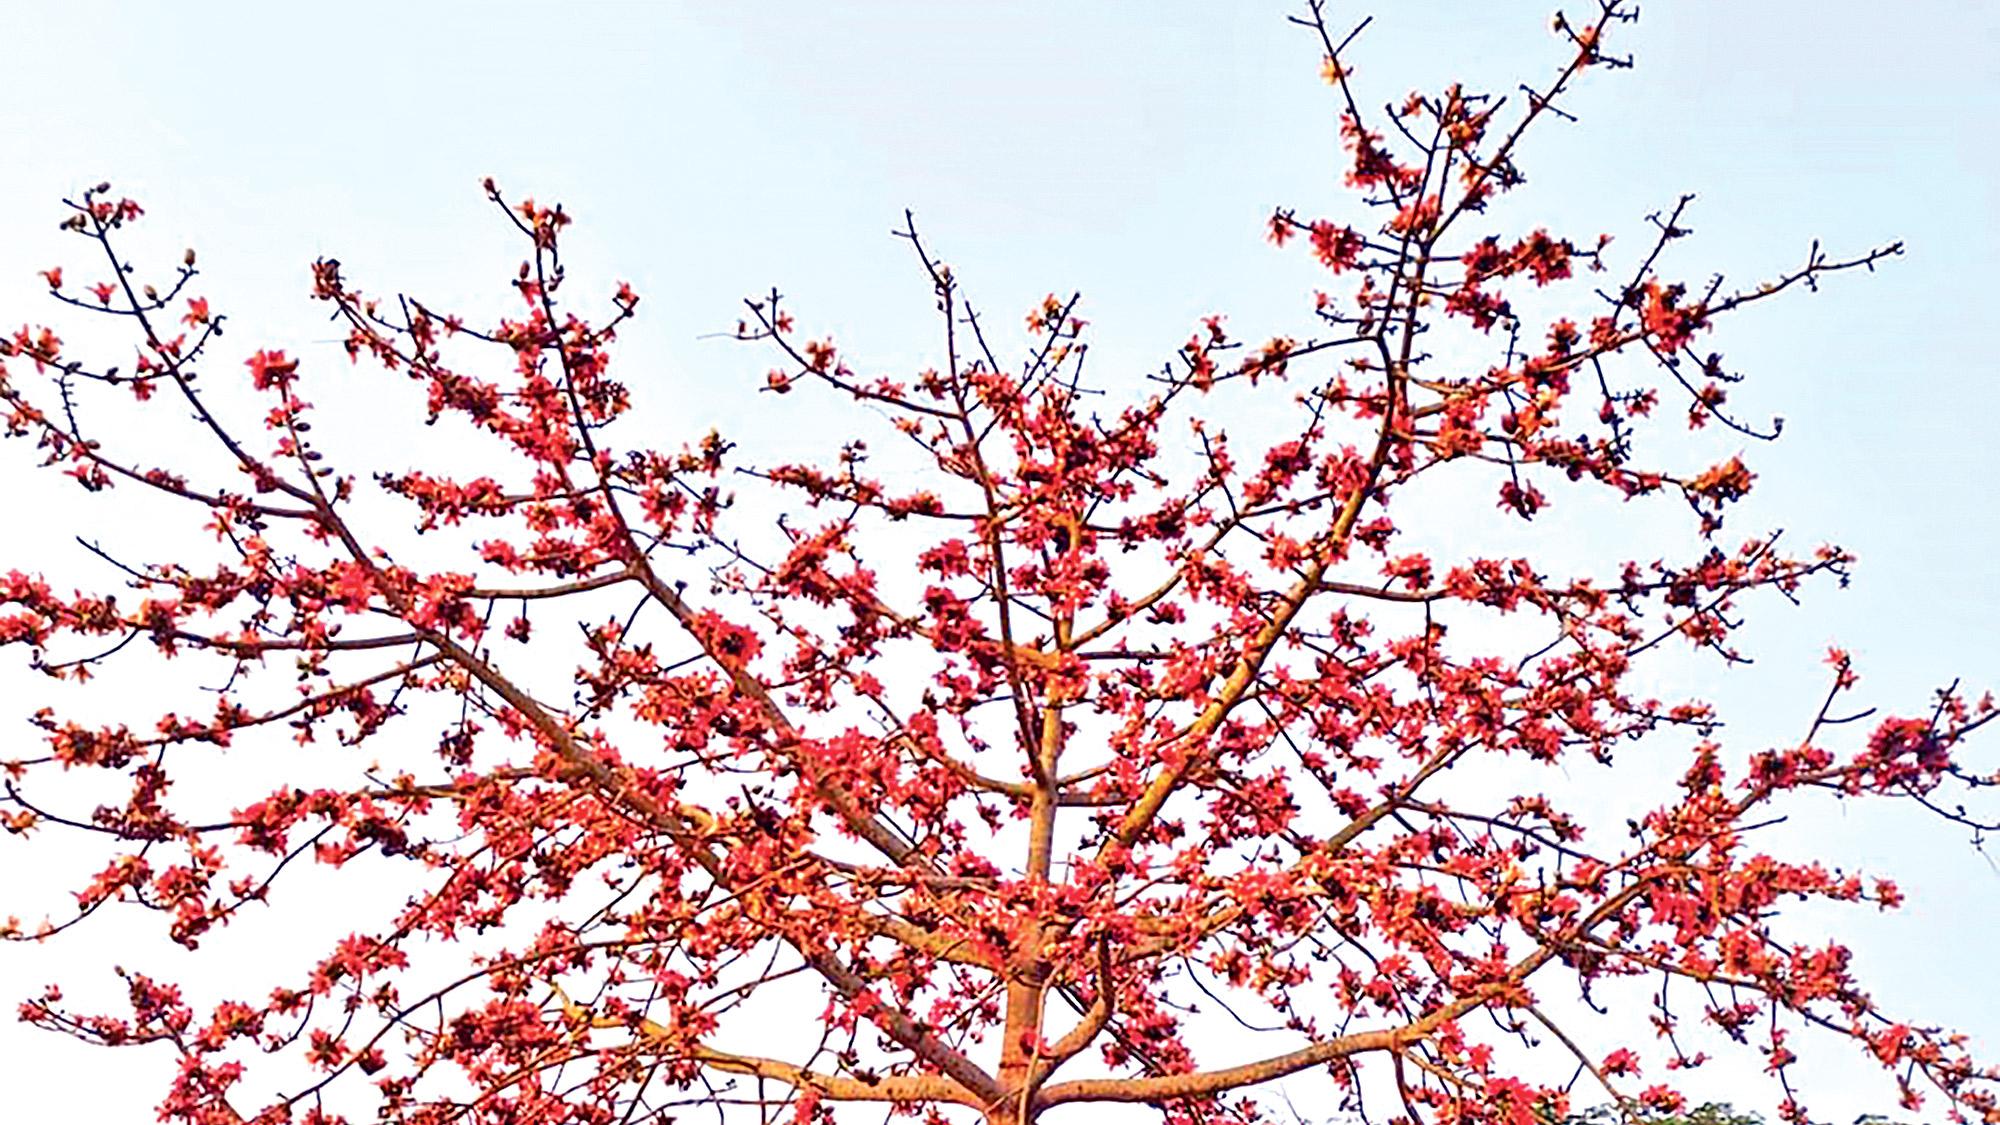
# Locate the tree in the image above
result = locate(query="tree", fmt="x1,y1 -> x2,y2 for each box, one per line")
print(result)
1561,1102 -> 1918,1125
1563,1104 -> 1765,1125
1,3 -> 1993,1124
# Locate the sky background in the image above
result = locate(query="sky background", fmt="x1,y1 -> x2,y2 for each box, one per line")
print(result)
1,1 -> 1995,1121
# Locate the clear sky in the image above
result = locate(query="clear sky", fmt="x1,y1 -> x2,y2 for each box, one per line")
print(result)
2,2 -> 1995,1121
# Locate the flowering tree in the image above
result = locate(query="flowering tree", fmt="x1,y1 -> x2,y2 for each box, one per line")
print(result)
2,3 -> 1993,1125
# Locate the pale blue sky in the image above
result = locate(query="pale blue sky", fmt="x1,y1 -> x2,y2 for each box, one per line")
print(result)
2,2 -> 1995,1121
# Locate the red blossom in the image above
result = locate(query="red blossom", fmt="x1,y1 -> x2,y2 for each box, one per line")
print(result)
0,8 -> 1985,1125
245,349 -> 298,391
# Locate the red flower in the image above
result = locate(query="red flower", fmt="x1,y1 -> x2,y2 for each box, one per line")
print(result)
245,349 -> 299,391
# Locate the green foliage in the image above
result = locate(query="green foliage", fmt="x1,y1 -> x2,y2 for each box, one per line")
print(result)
1560,1103 -> 1918,1125
1563,1105 -> 1762,1125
